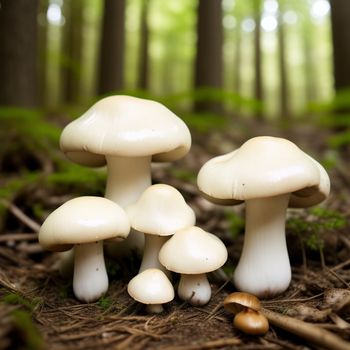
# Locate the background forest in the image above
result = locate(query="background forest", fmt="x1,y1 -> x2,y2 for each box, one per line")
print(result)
1,1 -> 350,349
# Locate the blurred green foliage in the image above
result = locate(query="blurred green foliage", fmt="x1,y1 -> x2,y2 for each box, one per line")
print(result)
310,88 -> 350,148
10,310 -> 44,350
1,292 -> 44,349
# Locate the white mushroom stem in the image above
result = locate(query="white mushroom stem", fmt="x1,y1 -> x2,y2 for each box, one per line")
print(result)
234,193 -> 291,298
73,241 -> 108,303
139,235 -> 170,278
105,155 -> 152,253
146,304 -> 164,314
57,248 -> 75,278
105,155 -> 152,206
178,273 -> 211,306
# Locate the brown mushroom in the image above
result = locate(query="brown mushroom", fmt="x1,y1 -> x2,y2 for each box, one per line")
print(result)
223,292 -> 269,336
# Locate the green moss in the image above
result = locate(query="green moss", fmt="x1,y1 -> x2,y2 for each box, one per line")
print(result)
225,211 -> 245,239
287,207 -> 346,251
1,292 -> 42,312
97,296 -> 112,311
169,168 -> 196,182
57,282 -> 72,299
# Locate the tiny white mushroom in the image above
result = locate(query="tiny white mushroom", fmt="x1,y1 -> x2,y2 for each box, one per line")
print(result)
60,95 -> 191,256
127,268 -> 174,313
39,196 -> 130,303
159,226 -> 227,306
197,136 -> 330,298
126,184 -> 196,276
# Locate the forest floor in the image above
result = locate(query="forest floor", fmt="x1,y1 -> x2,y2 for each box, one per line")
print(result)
0,116 -> 350,350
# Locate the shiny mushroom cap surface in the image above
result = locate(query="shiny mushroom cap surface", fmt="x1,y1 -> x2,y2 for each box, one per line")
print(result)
197,136 -> 330,208
60,95 -> 191,167
39,196 -> 130,251
126,184 -> 195,236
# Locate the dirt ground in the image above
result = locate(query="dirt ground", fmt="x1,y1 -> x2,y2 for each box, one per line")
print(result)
1,119 -> 350,350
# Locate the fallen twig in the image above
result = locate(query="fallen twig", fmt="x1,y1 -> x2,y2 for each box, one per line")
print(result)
0,233 -> 38,242
0,199 -> 40,232
161,337 -> 241,350
261,307 -> 350,350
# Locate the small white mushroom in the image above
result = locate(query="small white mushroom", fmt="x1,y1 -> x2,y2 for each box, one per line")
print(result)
197,136 -> 330,298
159,226 -> 227,306
60,95 -> 191,256
126,184 -> 196,276
127,268 -> 174,313
39,196 -> 130,303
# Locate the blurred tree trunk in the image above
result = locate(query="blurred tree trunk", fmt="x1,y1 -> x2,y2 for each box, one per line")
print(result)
233,23 -> 242,95
232,16 -> 242,116
330,0 -> 350,91
137,0 -> 150,91
302,21 -> 317,103
253,0 -> 263,119
194,0 -> 223,114
277,4 -> 289,119
38,0 -> 49,106
62,0 -> 83,103
0,0 -> 39,107
98,0 -> 126,95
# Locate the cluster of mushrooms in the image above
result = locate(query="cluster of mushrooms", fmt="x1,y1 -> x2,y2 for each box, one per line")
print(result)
38,96 -> 330,324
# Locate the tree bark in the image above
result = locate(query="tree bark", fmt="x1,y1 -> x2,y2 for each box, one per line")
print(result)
233,23 -> 242,96
38,0 -> 49,106
330,0 -> 350,91
302,20 -> 317,103
98,0 -> 126,95
194,0 -> 223,114
0,0 -> 39,107
61,0 -> 83,104
137,0 -> 150,91
277,5 -> 289,119
253,0 -> 263,119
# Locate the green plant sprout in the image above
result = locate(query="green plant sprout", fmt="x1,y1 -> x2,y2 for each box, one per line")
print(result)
287,207 -> 346,269
97,296 -> 113,311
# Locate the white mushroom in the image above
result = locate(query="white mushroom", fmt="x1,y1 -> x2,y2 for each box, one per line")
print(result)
127,268 -> 174,313
39,196 -> 130,302
159,226 -> 227,306
60,95 -> 191,254
126,184 -> 195,276
197,136 -> 330,298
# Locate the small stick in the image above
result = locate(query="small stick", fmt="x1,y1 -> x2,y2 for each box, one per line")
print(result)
325,267 -> 350,288
1,199 -> 40,232
0,233 -> 38,242
162,337 -> 241,350
261,308 -> 350,350
262,292 -> 324,305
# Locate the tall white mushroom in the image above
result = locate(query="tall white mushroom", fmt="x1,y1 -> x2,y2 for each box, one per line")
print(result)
39,196 -> 130,302
126,184 -> 196,276
159,226 -> 227,306
197,136 -> 330,298
59,95 -> 191,254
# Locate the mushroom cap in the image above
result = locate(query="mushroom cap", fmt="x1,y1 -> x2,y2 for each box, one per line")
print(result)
223,292 -> 261,314
60,95 -> 191,167
233,309 -> 269,335
127,268 -> 174,304
39,196 -> 130,251
158,226 -> 227,274
126,184 -> 196,236
197,136 -> 330,208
